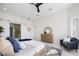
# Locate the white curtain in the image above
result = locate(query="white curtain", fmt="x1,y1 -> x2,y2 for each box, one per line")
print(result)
71,17 -> 79,39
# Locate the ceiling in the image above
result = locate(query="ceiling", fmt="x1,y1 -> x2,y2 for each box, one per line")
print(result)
0,3 -> 74,20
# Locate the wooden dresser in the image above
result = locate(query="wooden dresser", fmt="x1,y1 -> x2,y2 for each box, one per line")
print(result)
41,33 -> 53,43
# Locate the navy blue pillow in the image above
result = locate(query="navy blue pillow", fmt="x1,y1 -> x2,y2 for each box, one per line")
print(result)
7,37 -> 20,53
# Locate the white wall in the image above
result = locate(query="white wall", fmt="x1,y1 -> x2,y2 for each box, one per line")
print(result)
0,20 -> 10,37
0,11 -> 34,39
67,4 -> 79,36
32,4 -> 79,48
32,11 -> 67,47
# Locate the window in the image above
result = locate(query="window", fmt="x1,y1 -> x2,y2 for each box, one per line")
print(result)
71,17 -> 79,38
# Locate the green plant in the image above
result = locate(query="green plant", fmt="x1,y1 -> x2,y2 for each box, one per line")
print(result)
0,26 -> 4,34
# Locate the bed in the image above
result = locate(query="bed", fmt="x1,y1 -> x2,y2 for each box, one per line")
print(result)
15,40 -> 46,56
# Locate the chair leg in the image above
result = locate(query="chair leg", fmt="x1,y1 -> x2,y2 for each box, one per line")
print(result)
76,49 -> 77,52
68,49 -> 69,52
67,48 -> 69,52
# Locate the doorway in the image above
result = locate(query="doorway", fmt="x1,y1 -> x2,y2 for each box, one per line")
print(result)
10,23 -> 21,39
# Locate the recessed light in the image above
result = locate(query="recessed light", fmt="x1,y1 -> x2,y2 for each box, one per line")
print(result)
0,18 -> 2,20
27,18 -> 30,20
48,8 -> 52,11
36,13 -> 40,16
64,3 -> 68,6
3,7 -> 7,10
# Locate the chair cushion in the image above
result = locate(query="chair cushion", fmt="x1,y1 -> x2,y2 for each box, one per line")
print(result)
70,37 -> 77,42
7,37 -> 20,53
63,37 -> 70,42
63,42 -> 68,48
0,37 -> 14,56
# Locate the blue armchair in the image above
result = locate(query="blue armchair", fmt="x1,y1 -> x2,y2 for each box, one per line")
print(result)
60,37 -> 78,52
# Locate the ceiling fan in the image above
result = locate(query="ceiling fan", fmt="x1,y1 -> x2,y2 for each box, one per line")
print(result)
30,3 -> 43,13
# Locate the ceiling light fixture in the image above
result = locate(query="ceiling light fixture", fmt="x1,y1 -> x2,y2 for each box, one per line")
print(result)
30,3 -> 43,13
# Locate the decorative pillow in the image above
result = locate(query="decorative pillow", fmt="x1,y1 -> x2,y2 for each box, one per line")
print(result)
0,37 -> 14,56
14,38 -> 26,49
18,41 -> 26,49
7,37 -> 20,53
63,37 -> 70,42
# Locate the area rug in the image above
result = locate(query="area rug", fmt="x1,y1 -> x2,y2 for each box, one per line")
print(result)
42,45 -> 62,56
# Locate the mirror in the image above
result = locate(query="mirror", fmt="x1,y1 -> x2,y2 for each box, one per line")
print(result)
44,26 -> 52,34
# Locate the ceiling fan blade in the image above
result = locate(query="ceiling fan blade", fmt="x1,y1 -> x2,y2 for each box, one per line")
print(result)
30,3 -> 36,5
30,3 -> 43,13
36,3 -> 43,7
37,7 -> 40,12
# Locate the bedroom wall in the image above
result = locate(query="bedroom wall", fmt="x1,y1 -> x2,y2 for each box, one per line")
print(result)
0,11 -> 34,39
32,11 -> 67,48
67,4 -> 79,37
32,4 -> 79,47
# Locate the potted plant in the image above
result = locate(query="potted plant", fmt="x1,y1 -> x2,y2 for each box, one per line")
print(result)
0,26 -> 4,35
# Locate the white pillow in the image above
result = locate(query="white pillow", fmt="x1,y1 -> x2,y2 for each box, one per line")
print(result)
14,38 -> 26,49
18,42 -> 26,49
63,37 -> 70,42
0,37 -> 14,56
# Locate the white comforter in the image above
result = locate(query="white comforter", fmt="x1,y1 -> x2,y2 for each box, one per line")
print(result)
15,40 -> 45,56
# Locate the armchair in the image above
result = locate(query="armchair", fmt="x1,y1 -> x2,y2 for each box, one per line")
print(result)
60,37 -> 78,52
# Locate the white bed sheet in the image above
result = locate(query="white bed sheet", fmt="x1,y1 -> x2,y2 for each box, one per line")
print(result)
15,43 -> 36,56
15,40 -> 45,56
23,40 -> 45,53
